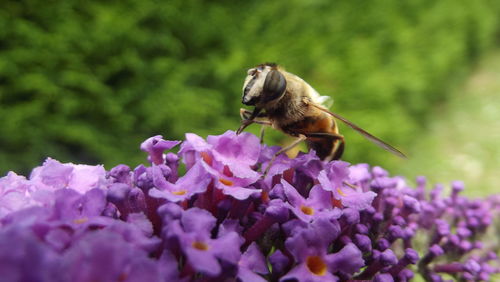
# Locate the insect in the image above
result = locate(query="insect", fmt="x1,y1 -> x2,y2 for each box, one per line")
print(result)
237,63 -> 406,173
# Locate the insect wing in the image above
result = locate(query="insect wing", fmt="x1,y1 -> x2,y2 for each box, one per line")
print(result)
312,104 -> 407,159
309,87 -> 333,108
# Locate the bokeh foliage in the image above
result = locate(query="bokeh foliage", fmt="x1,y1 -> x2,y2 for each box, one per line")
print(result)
1,0 -> 500,174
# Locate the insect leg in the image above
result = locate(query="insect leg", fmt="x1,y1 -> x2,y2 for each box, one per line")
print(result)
240,108 -> 267,120
259,125 -> 266,144
237,119 -> 272,134
237,108 -> 271,134
251,120 -> 272,126
263,134 -> 307,178
304,132 -> 345,161
240,108 -> 269,142
240,109 -> 253,120
238,108 -> 260,134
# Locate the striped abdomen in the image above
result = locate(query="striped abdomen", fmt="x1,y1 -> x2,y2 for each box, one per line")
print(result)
280,112 -> 344,160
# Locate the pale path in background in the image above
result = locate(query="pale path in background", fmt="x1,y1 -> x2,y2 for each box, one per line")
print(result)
397,50 -> 500,197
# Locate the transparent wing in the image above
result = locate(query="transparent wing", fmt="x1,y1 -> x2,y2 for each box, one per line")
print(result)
314,95 -> 333,108
312,104 -> 407,159
309,87 -> 333,108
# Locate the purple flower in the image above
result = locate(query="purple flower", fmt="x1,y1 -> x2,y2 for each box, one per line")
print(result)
108,164 -> 132,185
0,226 -> 60,281
140,135 -> 181,165
318,161 -> 350,190
388,248 -> 419,276
165,153 -> 180,182
402,195 -> 421,215
373,273 -> 394,282
207,131 -> 261,175
258,145 -> 291,182
281,179 -> 340,222
178,133 -> 213,169
165,208 -> 243,277
269,249 -> 290,278
262,149 -> 323,189
30,158 -> 107,194
200,159 -> 261,200
348,163 -> 371,184
0,172 -> 36,218
0,131 -> 499,282
149,162 -> 211,202
52,188 -> 107,223
318,161 -> 376,210
180,131 -> 260,174
59,229 -> 164,282
1,159 -> 108,220
354,234 -> 372,252
237,242 -> 269,282
179,131 -> 262,200
243,199 -> 289,243
282,216 -> 363,281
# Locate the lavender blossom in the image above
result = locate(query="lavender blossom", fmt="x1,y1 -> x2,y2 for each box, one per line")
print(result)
282,216 -> 363,281
140,135 -> 181,165
30,158 -> 106,193
149,162 -> 211,202
164,208 -> 243,277
59,230 -> 164,282
0,130 -> 498,281
0,172 -> 36,218
282,179 -> 340,223
318,161 -> 376,210
237,242 -> 269,282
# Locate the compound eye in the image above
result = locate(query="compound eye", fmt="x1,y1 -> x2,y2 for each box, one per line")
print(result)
263,70 -> 287,102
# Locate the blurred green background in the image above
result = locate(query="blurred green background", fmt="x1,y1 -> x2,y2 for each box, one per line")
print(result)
1,0 -> 499,196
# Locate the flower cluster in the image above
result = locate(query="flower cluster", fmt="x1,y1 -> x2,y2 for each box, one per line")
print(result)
0,131 -> 499,281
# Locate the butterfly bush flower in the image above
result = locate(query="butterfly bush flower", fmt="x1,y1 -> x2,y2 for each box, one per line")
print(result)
237,242 -> 269,282
162,208 -> 243,278
0,172 -> 36,218
282,216 -> 363,281
0,130 -> 499,281
318,161 -> 377,210
30,158 -> 106,193
179,131 -> 262,200
0,159 -> 108,220
58,230 -> 164,282
140,135 -> 181,165
149,162 -> 211,202
281,179 -> 340,222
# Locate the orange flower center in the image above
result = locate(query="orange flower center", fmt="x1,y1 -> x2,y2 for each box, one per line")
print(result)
201,152 -> 213,166
337,187 -> 346,196
300,205 -> 315,215
219,178 -> 233,186
306,255 -> 327,276
192,241 -> 210,251
172,190 -> 187,195
73,217 -> 88,224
